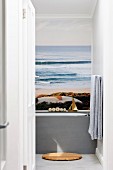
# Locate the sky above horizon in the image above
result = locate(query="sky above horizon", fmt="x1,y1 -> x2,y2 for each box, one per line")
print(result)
36,18 -> 92,46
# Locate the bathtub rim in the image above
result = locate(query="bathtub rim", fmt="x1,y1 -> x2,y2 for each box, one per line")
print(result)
35,110 -> 90,117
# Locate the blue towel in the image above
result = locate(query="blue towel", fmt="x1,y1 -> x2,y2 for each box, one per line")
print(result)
88,75 -> 103,140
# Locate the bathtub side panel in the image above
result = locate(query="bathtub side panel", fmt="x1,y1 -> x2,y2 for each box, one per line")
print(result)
36,116 -> 97,154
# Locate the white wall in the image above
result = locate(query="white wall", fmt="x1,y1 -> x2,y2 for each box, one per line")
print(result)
103,0 -> 113,169
92,0 -> 103,76
92,0 -> 104,164
92,1 -> 113,169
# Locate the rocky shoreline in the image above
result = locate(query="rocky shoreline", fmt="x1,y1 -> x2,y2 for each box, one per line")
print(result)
35,92 -> 90,111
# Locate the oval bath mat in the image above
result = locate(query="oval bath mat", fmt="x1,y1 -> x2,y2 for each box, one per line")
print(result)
42,152 -> 82,161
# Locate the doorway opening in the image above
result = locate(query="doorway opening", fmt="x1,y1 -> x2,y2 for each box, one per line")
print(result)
31,0 -> 103,169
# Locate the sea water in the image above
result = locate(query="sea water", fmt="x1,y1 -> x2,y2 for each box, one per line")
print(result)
35,46 -> 91,90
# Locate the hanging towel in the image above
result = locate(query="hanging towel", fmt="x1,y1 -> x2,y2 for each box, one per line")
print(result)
88,75 -> 103,140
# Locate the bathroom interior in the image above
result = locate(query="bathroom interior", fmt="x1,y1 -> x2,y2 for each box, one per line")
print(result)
32,0 -> 103,169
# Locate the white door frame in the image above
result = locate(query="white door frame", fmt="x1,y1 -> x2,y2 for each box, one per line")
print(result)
23,1 -> 35,169
0,0 -> 7,169
5,0 -> 23,169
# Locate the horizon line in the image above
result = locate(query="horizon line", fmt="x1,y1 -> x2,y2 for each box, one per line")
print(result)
35,45 -> 91,47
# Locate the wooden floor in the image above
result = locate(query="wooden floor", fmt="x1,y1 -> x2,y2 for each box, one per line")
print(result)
36,154 -> 103,170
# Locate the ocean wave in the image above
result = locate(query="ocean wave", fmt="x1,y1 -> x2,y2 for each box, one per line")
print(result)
35,81 -> 63,85
35,46 -> 91,88
35,73 -> 91,78
35,73 -> 78,77
35,81 -> 51,85
35,60 -> 91,65
36,77 -> 91,82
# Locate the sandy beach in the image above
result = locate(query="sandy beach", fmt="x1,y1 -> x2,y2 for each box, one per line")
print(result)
35,88 -> 90,111
36,88 -> 90,110
35,88 -> 90,97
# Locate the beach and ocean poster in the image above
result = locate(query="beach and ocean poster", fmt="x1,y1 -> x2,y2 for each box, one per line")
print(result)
35,18 -> 92,111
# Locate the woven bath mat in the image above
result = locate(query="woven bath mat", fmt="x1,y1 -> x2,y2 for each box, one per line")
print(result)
42,152 -> 82,161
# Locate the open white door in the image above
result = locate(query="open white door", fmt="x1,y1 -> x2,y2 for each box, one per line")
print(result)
23,1 -> 35,170
4,0 -> 35,169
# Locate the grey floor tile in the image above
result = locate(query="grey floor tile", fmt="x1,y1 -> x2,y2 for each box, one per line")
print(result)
86,165 -> 103,170
35,167 -> 87,170
35,154 -> 103,170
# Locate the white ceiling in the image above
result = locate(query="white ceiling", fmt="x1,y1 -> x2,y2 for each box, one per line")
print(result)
31,0 -> 97,18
